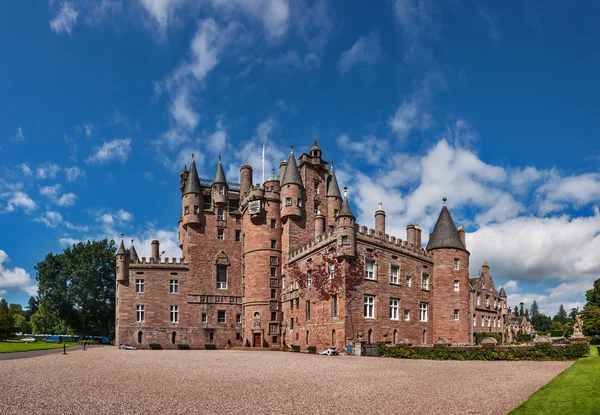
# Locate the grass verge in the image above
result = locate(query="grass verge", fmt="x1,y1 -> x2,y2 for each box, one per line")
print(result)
510,345 -> 600,414
0,340 -> 76,353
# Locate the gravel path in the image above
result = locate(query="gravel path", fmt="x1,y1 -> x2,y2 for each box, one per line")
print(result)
0,347 -> 572,415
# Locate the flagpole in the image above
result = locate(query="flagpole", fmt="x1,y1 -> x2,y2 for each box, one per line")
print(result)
262,145 -> 265,185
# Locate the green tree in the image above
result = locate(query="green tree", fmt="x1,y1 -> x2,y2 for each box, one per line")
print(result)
13,314 -> 31,334
581,306 -> 600,336
519,302 -> 525,317
569,307 -> 579,320
0,308 -> 16,340
514,305 -> 519,316
524,309 -> 530,320
553,304 -> 569,324
585,279 -> 600,308
26,296 -> 39,318
530,300 -> 540,319
36,239 -> 116,339
30,304 -> 60,334
8,303 -> 23,316
0,299 -> 8,311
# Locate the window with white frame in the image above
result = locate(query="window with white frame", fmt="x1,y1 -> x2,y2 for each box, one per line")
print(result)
404,309 -> 410,321
217,228 -> 224,240
406,276 -> 412,287
307,270 -> 313,286
486,295 -> 489,307
286,197 -> 292,206
219,185 -> 225,195
136,305 -> 144,322
235,230 -> 241,242
296,198 -> 302,208
390,298 -> 399,320
216,265 -> 227,289
314,202 -> 320,215
477,293 -> 481,306
282,276 -> 286,290
290,282 -> 294,292
194,205 -> 199,214
364,295 -> 375,318
218,310 -> 226,323
314,182 -> 319,195
419,302 -> 428,322
365,260 -> 375,280
481,316 -> 485,327
217,208 -> 224,221
494,299 -> 497,308
329,262 -> 335,279
331,295 -> 338,318
184,206 -> 189,215
454,258 -> 459,270
454,309 -> 459,321
202,313 -> 207,323
487,316 -> 491,327
170,305 -> 179,323
236,314 -> 241,324
421,273 -> 430,291
390,266 -> 399,284
473,314 -> 477,326
170,279 -> 179,294
342,235 -> 349,245
136,279 -> 144,293
454,280 -> 459,292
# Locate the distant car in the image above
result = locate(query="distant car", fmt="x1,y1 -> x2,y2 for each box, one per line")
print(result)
20,337 -> 36,343
319,347 -> 339,356
43,336 -> 62,343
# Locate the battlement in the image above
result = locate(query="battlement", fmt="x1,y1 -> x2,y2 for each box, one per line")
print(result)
199,178 -> 241,191
355,223 -> 433,259
289,228 -> 337,262
129,257 -> 187,266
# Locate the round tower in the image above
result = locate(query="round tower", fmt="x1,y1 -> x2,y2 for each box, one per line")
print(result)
181,154 -> 204,230
375,202 -> 386,238
315,209 -> 325,238
116,235 -> 129,283
427,197 -> 470,345
326,163 -> 343,230
280,147 -> 304,220
335,187 -> 357,259
240,162 -> 253,199
212,155 -> 228,207
242,179 -> 282,347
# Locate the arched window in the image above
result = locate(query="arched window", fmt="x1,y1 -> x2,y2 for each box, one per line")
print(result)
368,329 -> 373,344
137,331 -> 143,344
331,329 -> 336,346
306,330 -> 309,346
422,330 -> 427,344
171,331 -> 176,345
393,329 -> 398,345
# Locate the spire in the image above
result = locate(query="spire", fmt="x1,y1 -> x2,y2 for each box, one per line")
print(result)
213,155 -> 227,185
183,155 -> 202,195
327,163 -> 342,199
426,198 -> 466,251
129,239 -> 139,262
338,187 -> 355,218
499,287 -> 507,298
280,146 -> 303,187
117,234 -> 127,255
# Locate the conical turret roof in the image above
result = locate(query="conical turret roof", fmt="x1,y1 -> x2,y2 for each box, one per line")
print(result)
499,287 -> 507,298
327,163 -> 342,199
129,242 -> 139,262
280,147 -> 303,187
426,198 -> 466,251
213,155 -> 227,185
117,238 -> 127,255
183,155 -> 202,195
338,187 -> 355,218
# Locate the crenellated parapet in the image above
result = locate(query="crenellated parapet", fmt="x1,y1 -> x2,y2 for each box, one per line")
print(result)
129,256 -> 188,266
288,227 -> 338,263
355,224 -> 434,260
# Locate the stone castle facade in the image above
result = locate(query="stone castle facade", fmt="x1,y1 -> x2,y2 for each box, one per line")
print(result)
115,142 -> 528,349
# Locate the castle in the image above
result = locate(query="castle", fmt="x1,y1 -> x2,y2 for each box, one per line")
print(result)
115,141 -> 530,349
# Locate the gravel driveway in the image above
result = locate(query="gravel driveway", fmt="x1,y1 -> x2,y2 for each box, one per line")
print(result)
0,347 -> 572,415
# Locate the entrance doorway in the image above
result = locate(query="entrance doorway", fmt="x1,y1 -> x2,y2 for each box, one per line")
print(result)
253,333 -> 261,347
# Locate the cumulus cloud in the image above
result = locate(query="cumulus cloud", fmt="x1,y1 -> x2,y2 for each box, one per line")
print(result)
10,127 -> 25,143
210,0 -> 289,40
49,1 -> 79,35
86,138 -> 132,164
65,166 -> 85,181
0,250 -> 38,296
336,134 -> 388,165
36,211 -> 63,228
393,0 -> 438,63
338,31 -> 384,74
56,193 -> 78,207
5,191 -> 37,214
19,164 -> 32,176
39,184 -> 77,207
36,163 -> 61,180
139,0 -> 191,35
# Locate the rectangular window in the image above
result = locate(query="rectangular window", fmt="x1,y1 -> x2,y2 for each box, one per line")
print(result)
334,209 -> 339,217
421,273 -> 429,291
314,202 -> 320,215
486,295 -> 490,307
329,262 -> 335,279
365,260 -> 375,280
235,230 -> 241,242
236,217 -> 242,223
390,298 -> 399,320
314,182 -> 319,195
405,276 -> 412,288
282,276 -> 286,291
202,313 -> 207,323
390,266 -> 399,284
481,316 -> 485,327
217,228 -> 224,240
307,270 -> 313,286
216,265 -> 227,289
404,309 -> 410,321
270,219 -> 277,229
473,315 -> 476,327
170,305 -> 179,323
271,288 -> 277,299
219,185 -> 225,195
342,235 -> 349,245
271,311 -> 276,321
170,279 -> 179,294
136,305 -> 144,322
271,240 -> 276,249
236,314 -> 242,324
290,282 -> 294,292
477,293 -> 481,306
296,199 -> 302,208
217,208 -> 224,221
454,309 -> 459,321
286,197 -> 292,206
306,300 -> 311,321
271,267 -> 277,277
184,206 -> 189,215
454,258 -> 459,270
454,280 -> 459,292
419,302 -> 428,322
290,299 -> 294,309
218,310 -> 226,323
331,295 -> 338,318
290,318 -> 294,330
209,332 -> 214,341
364,295 -> 375,318
136,279 -> 144,293
193,206 -> 199,214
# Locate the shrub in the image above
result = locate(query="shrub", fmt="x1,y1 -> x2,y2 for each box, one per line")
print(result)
263,339 -> 269,348
475,332 -> 501,344
149,343 -> 162,350
377,341 -> 589,361
245,339 -> 250,347
308,346 -> 317,354
177,344 -> 190,350
517,334 -> 533,343
550,330 -> 564,337
291,345 -> 301,352
204,344 -> 217,350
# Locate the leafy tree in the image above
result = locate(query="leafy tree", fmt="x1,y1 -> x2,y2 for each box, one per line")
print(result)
9,303 -> 23,316
569,307 -> 580,320
13,314 -> 31,334
0,308 -> 16,340
519,302 -> 525,317
585,278 -> 600,308
514,306 -> 519,316
25,296 -> 39,319
0,299 -> 8,311
581,306 -> 600,336
553,304 -> 570,324
30,304 -> 61,334
530,300 -> 540,319
524,309 -> 530,320
36,239 -> 116,339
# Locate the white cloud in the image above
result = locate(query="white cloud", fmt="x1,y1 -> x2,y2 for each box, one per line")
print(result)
117,209 -> 134,222
36,211 -> 63,228
49,1 -> 79,35
56,193 -> 77,207
39,184 -> 77,207
139,0 -> 190,34
536,173 -> 600,215
65,166 -> 85,181
64,222 -> 89,232
338,31 -> 383,74
19,164 -> 32,176
0,250 -> 38,296
336,134 -> 387,165
393,0 -> 438,63
36,163 -> 61,180
205,120 -> 227,153
211,0 -> 290,40
5,191 -> 37,214
86,138 -> 132,164
10,127 -> 25,143
39,184 -> 61,198
170,90 -> 199,131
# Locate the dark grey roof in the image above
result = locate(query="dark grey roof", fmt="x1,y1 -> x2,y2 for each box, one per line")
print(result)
280,147 -> 303,187
426,202 -> 466,251
129,244 -> 139,262
213,155 -> 227,185
338,188 -> 355,218
183,157 -> 202,195
499,287 -> 507,297
327,164 -> 342,199
469,277 -> 479,288
116,239 -> 127,255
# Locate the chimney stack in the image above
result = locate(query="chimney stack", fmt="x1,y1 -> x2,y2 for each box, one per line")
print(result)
374,202 -> 386,238
314,209 -> 325,238
151,240 -> 160,261
458,224 -> 466,248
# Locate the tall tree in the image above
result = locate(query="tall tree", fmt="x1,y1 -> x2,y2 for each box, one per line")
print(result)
519,302 -> 525,317
13,314 -> 31,334
0,308 -> 15,340
30,304 -> 61,335
530,301 -> 540,319
9,303 -> 23,316
0,299 -> 8,311
36,239 -> 116,339
25,296 -> 39,319
554,304 -> 569,324
586,279 -> 600,308
582,306 -> 600,337
569,307 -> 580,320
514,305 -> 519,316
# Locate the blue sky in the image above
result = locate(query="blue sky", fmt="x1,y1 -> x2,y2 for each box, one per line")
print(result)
1,0 -> 599,315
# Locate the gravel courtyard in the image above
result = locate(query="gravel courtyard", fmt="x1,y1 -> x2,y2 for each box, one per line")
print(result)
0,347 -> 572,415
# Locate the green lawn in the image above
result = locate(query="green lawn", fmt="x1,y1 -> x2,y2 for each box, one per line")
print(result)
510,345 -> 600,415
0,340 -> 76,353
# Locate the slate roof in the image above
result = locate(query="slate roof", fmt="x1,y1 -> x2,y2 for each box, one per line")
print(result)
338,188 -> 355,218
469,277 -> 479,288
426,200 -> 466,251
129,244 -> 139,262
213,155 -> 227,185
117,239 -> 127,255
499,287 -> 507,297
327,164 -> 342,199
280,147 -> 303,187
183,157 -> 202,195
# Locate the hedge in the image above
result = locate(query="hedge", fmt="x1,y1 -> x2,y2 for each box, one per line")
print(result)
550,330 -> 564,337
516,334 -> 533,343
377,341 -> 589,361
308,346 -> 317,354
204,344 -> 217,350
475,332 -> 501,344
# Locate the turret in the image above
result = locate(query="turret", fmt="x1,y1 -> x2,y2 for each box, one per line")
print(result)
336,187 -> 356,258
309,140 -> 322,162
280,146 -> 304,219
314,209 -> 325,238
116,235 -> 129,283
375,202 -> 386,238
212,155 -> 228,207
326,163 -> 343,229
129,239 -> 139,262
427,197 -> 470,344
406,224 -> 422,247
179,164 -> 188,193
240,162 -> 253,199
181,154 -> 204,228
264,168 -> 280,193
151,240 -> 160,262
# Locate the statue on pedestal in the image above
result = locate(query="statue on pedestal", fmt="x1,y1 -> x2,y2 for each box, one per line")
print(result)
572,314 -> 585,338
